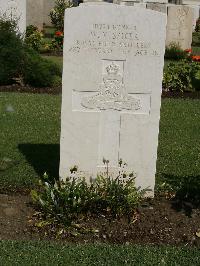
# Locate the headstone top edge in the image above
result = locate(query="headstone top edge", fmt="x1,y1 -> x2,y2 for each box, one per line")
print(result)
65,4 -> 168,18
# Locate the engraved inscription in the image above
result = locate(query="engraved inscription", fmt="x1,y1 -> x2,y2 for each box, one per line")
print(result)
81,61 -> 141,111
68,23 -> 159,56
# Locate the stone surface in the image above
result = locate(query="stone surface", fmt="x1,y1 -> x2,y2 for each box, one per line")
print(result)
147,3 -> 168,13
166,5 -> 193,49
144,0 -> 168,4
43,0 -> 55,26
27,0 -> 43,30
60,4 -> 166,196
184,5 -> 200,31
0,0 -> 26,34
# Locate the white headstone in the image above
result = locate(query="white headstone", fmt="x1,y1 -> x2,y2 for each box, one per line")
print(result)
43,0 -> 55,26
60,4 -> 166,197
27,0 -> 43,30
144,0 -> 168,4
184,5 -> 200,31
0,0 -> 26,34
166,5 -> 193,49
147,3 -> 168,13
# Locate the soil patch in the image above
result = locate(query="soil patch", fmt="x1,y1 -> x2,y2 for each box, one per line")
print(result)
0,85 -> 61,95
1,193 -> 200,246
162,91 -> 200,99
1,85 -> 200,99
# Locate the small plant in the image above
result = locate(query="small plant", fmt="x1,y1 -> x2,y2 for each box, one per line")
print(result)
31,161 -> 146,230
163,60 -> 200,92
25,25 -> 43,51
49,31 -> 64,52
50,0 -> 73,31
165,42 -> 188,60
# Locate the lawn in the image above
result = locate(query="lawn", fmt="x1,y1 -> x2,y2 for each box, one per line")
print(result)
0,93 -> 61,188
0,241 -> 199,265
1,93 -> 200,194
42,55 -> 63,70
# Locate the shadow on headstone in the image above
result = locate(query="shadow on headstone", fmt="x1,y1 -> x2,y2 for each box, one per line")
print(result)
18,143 -> 60,180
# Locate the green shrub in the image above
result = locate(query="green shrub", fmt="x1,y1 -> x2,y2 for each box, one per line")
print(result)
31,162 -> 146,227
165,42 -> 188,60
23,49 -> 62,87
25,25 -> 43,51
49,0 -> 73,31
192,70 -> 200,91
163,60 -> 200,92
195,18 -> 200,32
0,17 -> 24,85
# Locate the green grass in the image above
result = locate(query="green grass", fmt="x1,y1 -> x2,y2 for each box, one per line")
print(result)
0,93 -> 61,188
156,99 -> 200,196
192,46 -> 200,56
1,93 -> 200,195
0,241 -> 199,265
42,55 -> 63,70
43,26 -> 56,37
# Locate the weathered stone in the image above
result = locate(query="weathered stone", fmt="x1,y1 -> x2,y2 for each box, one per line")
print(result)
0,0 -> 26,34
27,0 -> 43,30
60,4 -> 166,197
166,5 -> 193,49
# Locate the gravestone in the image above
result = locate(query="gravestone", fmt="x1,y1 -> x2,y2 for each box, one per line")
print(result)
43,0 -> 55,26
147,3 -> 168,13
0,0 -> 26,34
144,0 -> 168,4
60,4 -> 166,196
166,5 -> 193,49
184,5 -> 200,31
27,0 -> 43,30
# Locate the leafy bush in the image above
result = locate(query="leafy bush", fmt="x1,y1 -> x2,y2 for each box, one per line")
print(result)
25,25 -> 43,51
192,70 -> 200,90
0,16 -> 61,87
23,49 -> 62,87
50,0 -> 73,31
0,17 -> 24,85
195,18 -> 200,32
165,42 -> 188,60
31,162 -> 146,227
50,31 -> 64,51
163,60 -> 200,92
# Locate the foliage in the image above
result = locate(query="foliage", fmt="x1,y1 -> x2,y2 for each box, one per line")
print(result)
0,17 -> 24,85
165,42 -> 188,60
49,0 -> 73,31
50,31 -> 64,51
163,60 -> 200,92
0,17 -> 61,87
23,49 -> 62,87
192,69 -> 200,90
192,32 -> 200,47
25,25 -> 43,51
31,162 -> 145,227
195,18 -> 200,32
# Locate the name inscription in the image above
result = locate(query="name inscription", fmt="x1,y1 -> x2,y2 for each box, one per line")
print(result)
69,23 -> 159,56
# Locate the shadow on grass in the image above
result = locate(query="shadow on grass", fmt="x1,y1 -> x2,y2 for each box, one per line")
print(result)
18,144 -> 60,180
162,173 -> 200,217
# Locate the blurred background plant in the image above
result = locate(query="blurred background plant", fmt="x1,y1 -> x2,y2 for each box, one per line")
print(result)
50,0 -> 73,31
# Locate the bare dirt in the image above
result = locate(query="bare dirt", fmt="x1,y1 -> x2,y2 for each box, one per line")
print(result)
1,85 -> 200,99
0,193 -> 200,246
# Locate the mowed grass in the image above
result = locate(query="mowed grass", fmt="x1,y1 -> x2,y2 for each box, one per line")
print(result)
0,93 -> 61,188
1,93 -> 200,192
42,55 -> 63,70
0,241 -> 200,265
